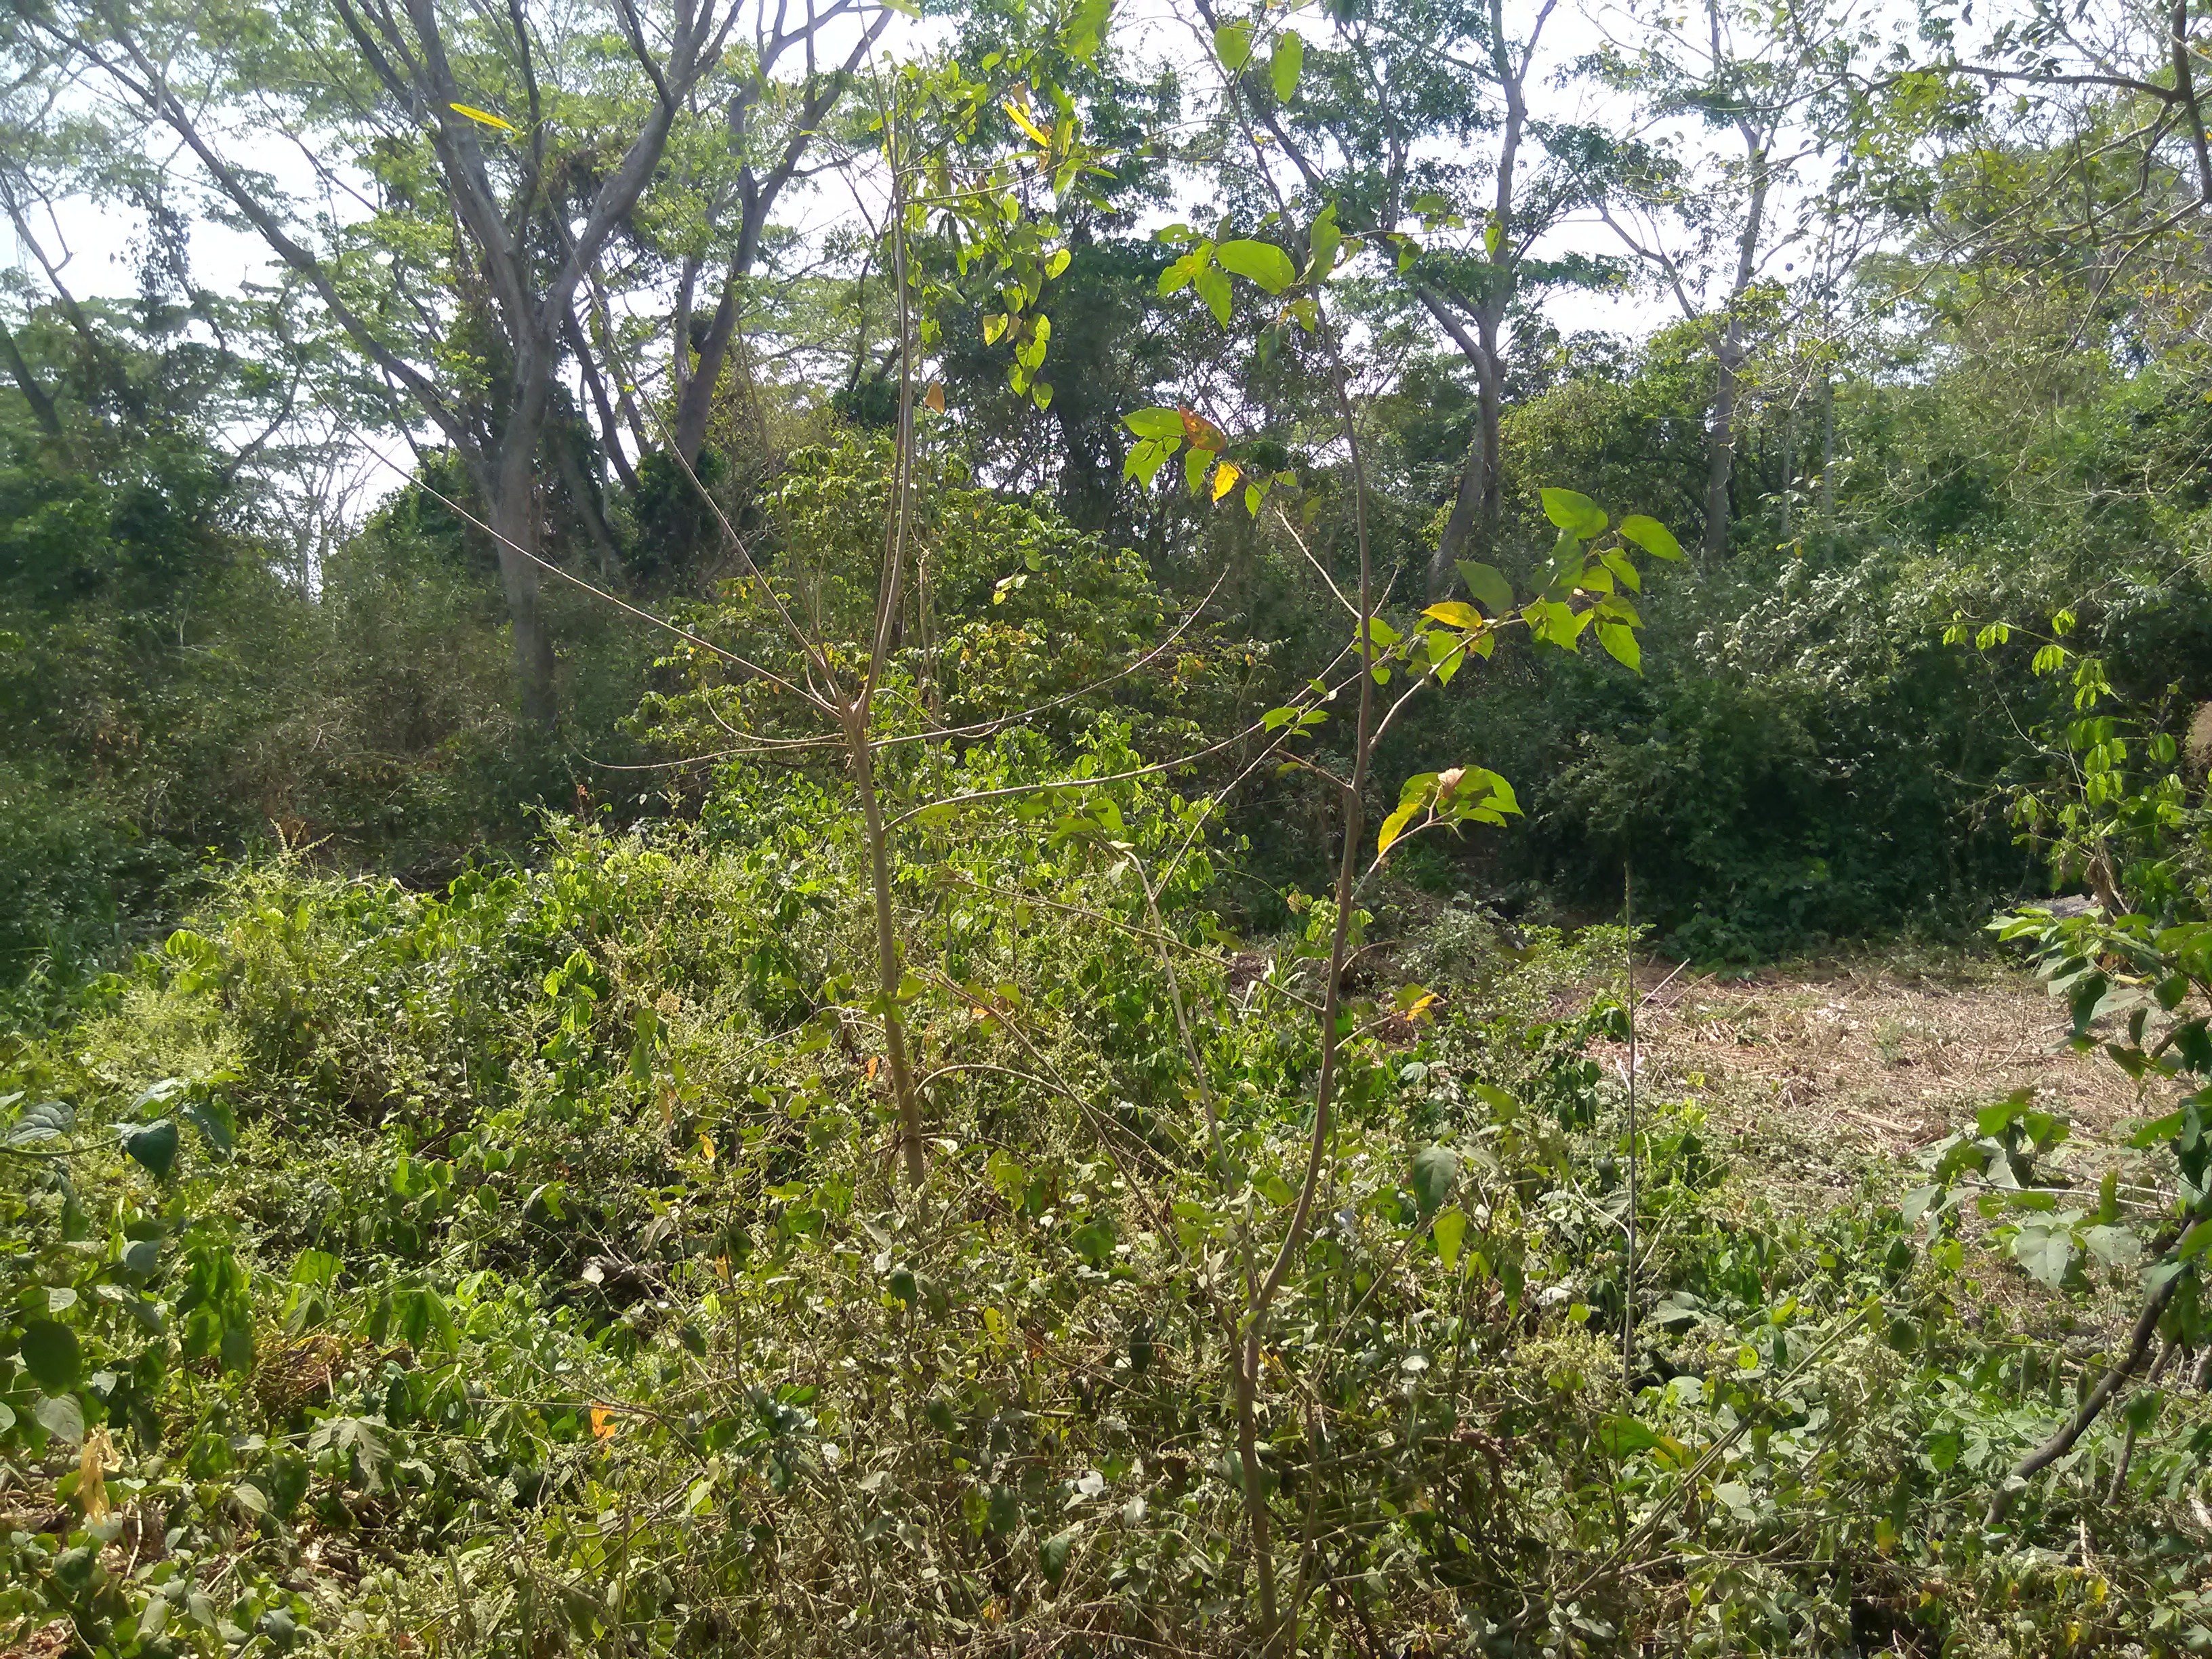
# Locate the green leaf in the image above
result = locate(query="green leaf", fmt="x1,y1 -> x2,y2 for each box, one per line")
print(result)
1432,1206 -> 1467,1271
1042,1524 -> 1082,1586
1269,30 -> 1305,100
1215,239 -> 1297,295
1900,1185 -> 1942,1226
1410,1145 -> 1456,1219
2009,1222 -> 2074,1287
1072,1218 -> 1117,1264
35,1393 -> 83,1446
1213,21 -> 1252,68
1046,247 -> 1072,279
1455,560 -> 1514,615
2083,1224 -> 2141,1267
1307,206 -> 1343,281
1596,621 -> 1641,673
1195,263 -> 1233,325
1618,513 -> 1684,560
122,1118 -> 180,1179
20,1319 -> 80,1390
1540,488 -> 1607,538
1598,1414 -> 1660,1456
1422,600 -> 1483,629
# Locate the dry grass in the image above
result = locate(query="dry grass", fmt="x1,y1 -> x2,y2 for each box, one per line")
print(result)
1584,950 -> 2172,1339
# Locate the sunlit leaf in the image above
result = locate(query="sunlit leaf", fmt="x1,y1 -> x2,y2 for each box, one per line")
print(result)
1215,239 -> 1296,294
1270,30 -> 1305,100
1618,513 -> 1683,560
448,102 -> 515,133
1540,487 -> 1607,538
1454,560 -> 1513,614
1002,98 -> 1052,148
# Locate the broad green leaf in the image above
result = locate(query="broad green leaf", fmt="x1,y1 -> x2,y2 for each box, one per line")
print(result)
1213,21 -> 1252,68
1046,247 -> 1072,279
2010,1222 -> 2073,1287
1432,1205 -> 1467,1270
20,1319 -> 80,1389
1599,1415 -> 1660,1456
1215,239 -> 1296,294
1307,205 -> 1342,281
1422,600 -> 1483,629
1596,621 -> 1641,673
1042,1524 -> 1082,1586
1270,31 -> 1305,100
123,1118 -> 180,1179
2083,1224 -> 2141,1267
1455,560 -> 1514,615
1540,487 -> 1607,538
1195,263 -> 1233,325
1124,406 -> 1184,440
1618,513 -> 1683,560
1410,1145 -> 1456,1218
35,1393 -> 83,1446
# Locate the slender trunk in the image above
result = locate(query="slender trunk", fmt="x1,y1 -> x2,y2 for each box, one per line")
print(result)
569,314 -> 642,494
1703,330 -> 1741,558
1474,311 -> 1504,550
1427,424 -> 1486,600
1237,312 -> 1379,1658
1818,375 -> 1837,533
848,705 -> 926,1186
1779,401 -> 1797,541
552,432 -> 621,579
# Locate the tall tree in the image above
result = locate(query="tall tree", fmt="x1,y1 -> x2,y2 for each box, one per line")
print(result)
33,0 -> 764,724
1195,0 -> 1618,596
1590,0 -> 1850,556
661,0 -> 890,467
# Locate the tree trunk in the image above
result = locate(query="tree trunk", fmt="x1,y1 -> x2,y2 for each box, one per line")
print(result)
674,270 -> 741,464
0,319 -> 60,436
489,441 -> 558,729
1423,309 -> 1504,601
1702,333 -> 1741,558
1427,425 -> 1485,600
1819,375 -> 1837,534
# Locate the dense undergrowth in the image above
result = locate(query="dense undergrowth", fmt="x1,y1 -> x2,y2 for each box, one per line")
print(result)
6,746 -> 2211,1656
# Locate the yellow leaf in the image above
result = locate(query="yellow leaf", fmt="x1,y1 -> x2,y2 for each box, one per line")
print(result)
1211,460 -> 1242,501
1002,98 -> 1051,148
1422,600 -> 1484,629
592,1406 -> 619,1440
1179,407 -> 1226,451
79,1427 -> 117,1522
449,102 -> 516,133
698,1132 -> 715,1164
924,381 -> 945,412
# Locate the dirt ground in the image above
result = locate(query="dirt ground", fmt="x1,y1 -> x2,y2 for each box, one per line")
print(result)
1597,951 -> 2156,1219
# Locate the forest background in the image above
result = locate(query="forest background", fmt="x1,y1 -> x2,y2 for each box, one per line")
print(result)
9,0 -> 2212,1652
